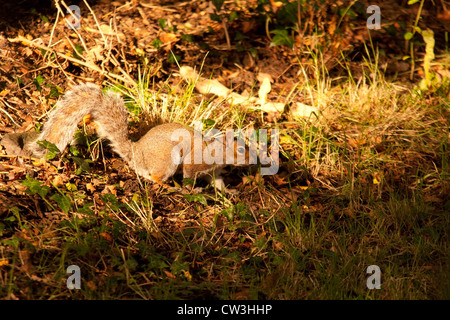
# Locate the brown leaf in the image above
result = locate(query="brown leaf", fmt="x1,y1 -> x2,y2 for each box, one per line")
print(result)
437,10 -> 450,20
86,280 -> 97,291
272,174 -> 287,186
99,232 -> 113,242
164,270 -> 176,279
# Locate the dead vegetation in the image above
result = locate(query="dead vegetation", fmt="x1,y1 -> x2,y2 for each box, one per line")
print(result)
0,0 -> 449,299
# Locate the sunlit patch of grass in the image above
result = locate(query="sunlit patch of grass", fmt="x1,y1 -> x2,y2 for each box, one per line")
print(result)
1,24 -> 449,300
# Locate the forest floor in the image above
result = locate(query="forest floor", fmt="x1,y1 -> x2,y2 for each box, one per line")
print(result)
0,0 -> 449,299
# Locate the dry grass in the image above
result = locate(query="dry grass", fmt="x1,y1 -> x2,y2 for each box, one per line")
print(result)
0,1 -> 449,300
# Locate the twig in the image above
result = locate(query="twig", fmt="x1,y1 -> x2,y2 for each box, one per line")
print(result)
8,37 -> 136,86
222,19 -> 231,50
81,0 -> 107,43
45,6 -> 61,62
55,1 -> 89,53
0,99 -> 21,127
139,3 -> 177,12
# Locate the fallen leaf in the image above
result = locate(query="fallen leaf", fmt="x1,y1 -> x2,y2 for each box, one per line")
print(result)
290,102 -> 319,119
52,175 -> 64,187
423,195 -> 441,203
258,73 -> 272,106
183,270 -> 192,281
103,185 -> 117,195
85,45 -> 104,63
437,10 -> 450,20
164,270 -> 176,279
272,175 -> 287,186
372,172 -> 381,185
81,114 -> 92,125
260,101 -> 285,113
86,280 -> 97,291
19,249 -> 34,273
100,232 -> 113,242
242,176 -> 251,185
241,20 -> 256,33
159,32 -> 178,44
253,173 -> 264,185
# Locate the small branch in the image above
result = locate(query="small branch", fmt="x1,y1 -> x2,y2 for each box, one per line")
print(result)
8,37 -> 136,87
0,98 -> 21,127
222,19 -> 231,50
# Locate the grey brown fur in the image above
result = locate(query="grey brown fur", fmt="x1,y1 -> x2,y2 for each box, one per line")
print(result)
1,83 -> 253,189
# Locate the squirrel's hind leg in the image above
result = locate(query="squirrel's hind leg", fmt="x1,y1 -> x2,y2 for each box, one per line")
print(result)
146,161 -> 179,190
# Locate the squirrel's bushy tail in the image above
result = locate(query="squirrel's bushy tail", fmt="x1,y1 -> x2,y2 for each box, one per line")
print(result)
91,87 -> 133,162
28,83 -> 132,161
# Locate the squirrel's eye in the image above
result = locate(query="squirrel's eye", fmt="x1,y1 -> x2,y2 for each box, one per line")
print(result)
237,147 -> 245,154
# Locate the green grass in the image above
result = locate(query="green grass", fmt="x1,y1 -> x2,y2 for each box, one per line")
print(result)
1,47 -> 449,300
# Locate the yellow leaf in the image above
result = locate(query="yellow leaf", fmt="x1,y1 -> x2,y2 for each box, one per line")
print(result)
135,48 -> 145,56
183,270 -> 192,281
0,259 -> 9,267
32,158 -> 47,166
86,183 -> 96,193
81,114 -> 92,125
65,182 -> 78,192
279,135 -> 292,145
373,172 -> 382,184
159,32 -> 178,43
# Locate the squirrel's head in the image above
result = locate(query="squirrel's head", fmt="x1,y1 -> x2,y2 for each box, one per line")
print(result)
201,129 -> 257,167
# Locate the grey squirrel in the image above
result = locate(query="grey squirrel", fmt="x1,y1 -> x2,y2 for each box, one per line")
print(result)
1,83 -> 255,190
